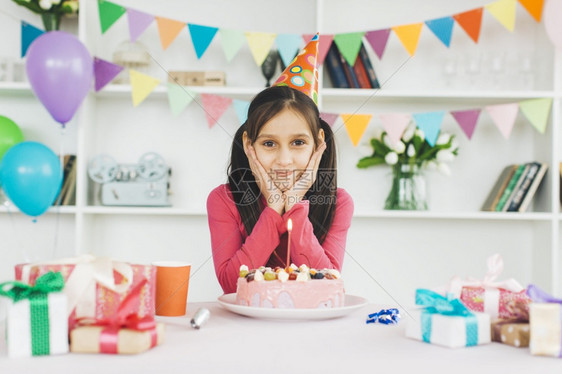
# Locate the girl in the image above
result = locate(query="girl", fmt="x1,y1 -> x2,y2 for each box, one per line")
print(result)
207,85 -> 354,294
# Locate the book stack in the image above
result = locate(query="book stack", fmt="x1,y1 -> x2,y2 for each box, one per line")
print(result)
324,42 -> 380,89
481,162 -> 548,212
53,154 -> 77,206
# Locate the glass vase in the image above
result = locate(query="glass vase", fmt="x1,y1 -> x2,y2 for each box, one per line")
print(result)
384,162 -> 428,210
41,13 -> 61,31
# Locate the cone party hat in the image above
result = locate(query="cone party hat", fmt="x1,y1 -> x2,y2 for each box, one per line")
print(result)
273,33 -> 319,104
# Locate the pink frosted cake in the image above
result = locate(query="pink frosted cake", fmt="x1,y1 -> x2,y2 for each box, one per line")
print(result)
236,264 -> 345,309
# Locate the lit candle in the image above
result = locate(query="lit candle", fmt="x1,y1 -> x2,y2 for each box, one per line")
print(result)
286,218 -> 293,269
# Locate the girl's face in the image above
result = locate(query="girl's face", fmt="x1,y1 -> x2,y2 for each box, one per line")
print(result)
246,108 -> 323,191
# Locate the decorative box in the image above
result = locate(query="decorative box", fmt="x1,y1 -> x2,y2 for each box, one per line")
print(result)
490,320 -> 530,348
167,71 -> 226,86
527,284 -> 562,357
0,272 -> 69,358
405,289 -> 491,348
15,255 -> 156,328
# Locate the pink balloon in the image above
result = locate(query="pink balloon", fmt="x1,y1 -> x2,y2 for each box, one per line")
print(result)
544,0 -> 562,51
26,31 -> 93,127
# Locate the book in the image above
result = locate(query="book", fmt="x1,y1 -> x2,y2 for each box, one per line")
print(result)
481,164 -> 518,211
352,49 -> 371,88
324,43 -> 349,88
494,164 -> 526,211
62,158 -> 77,206
337,44 -> 360,88
358,43 -> 380,89
501,163 -> 531,212
54,154 -> 76,206
518,163 -> 548,212
506,162 -> 541,211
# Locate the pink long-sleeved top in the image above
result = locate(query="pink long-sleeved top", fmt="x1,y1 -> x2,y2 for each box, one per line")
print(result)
207,184 -> 354,294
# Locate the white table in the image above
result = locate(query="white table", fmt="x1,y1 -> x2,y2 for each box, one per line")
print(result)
1,301 -> 559,373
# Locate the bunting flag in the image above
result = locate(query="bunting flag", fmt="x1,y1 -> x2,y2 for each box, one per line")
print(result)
188,23 -> 219,59
130,70 -> 160,106
485,103 -> 519,139
219,29 -> 246,62
167,83 -> 196,117
245,32 -> 277,66
412,111 -> 445,146
21,22 -> 43,57
453,8 -> 483,43
98,0 -> 126,34
303,34 -> 334,65
320,112 -> 339,128
518,0 -> 544,22
391,23 -> 423,56
333,32 -> 366,66
127,8 -> 154,42
519,98 -> 552,134
341,114 -> 372,146
485,0 -> 517,32
201,94 -> 233,128
233,99 -> 251,124
276,34 -> 303,67
379,113 -> 411,146
365,29 -> 391,59
451,109 -> 481,140
425,16 -> 455,47
156,16 -> 186,50
93,57 -> 124,92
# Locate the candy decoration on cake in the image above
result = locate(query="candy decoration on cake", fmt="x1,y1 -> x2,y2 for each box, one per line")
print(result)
273,33 -> 319,105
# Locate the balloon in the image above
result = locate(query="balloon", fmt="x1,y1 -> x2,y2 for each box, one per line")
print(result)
0,115 -> 24,161
544,0 -> 562,51
0,141 -> 62,217
25,31 -> 93,126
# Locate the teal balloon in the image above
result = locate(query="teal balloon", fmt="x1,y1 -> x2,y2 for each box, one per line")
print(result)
0,115 -> 24,161
0,141 -> 62,217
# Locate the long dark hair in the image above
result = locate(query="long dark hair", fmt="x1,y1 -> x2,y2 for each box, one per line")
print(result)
228,85 -> 337,243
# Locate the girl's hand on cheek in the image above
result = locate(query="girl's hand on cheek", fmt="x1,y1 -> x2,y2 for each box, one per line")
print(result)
247,145 -> 285,215
285,142 -> 326,212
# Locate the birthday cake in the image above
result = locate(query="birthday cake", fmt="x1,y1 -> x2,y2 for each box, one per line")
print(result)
236,264 -> 345,309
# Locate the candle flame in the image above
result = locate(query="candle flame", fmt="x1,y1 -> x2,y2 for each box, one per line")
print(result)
287,218 -> 293,232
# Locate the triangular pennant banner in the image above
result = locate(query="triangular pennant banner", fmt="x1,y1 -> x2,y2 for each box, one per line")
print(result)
233,99 -> 251,124
519,98 -> 552,134
485,103 -> 519,139
201,94 -> 233,128
130,70 -> 160,107
365,29 -> 391,59
320,112 -> 339,128
167,83 -> 196,117
94,57 -> 124,92
412,111 -> 445,146
425,16 -> 455,48
303,34 -> 334,65
155,16 -> 186,50
245,32 -> 277,66
391,23 -> 423,56
518,0 -> 544,22
340,114 -> 372,146
188,23 -> 219,59
379,113 -> 411,146
333,32 -> 366,66
219,29 -> 246,62
276,34 -> 303,68
485,0 -> 517,32
450,109 -> 481,140
453,8 -> 483,43
127,8 -> 154,42
21,21 -> 44,57
98,0 -> 126,34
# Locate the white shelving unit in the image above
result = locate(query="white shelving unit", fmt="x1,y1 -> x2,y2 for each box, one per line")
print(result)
0,0 -> 560,304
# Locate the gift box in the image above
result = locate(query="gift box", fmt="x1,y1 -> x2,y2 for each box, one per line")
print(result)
527,284 -> 562,357
0,272 -> 69,358
15,255 -> 156,328
448,254 -> 530,319
405,289 -> 491,348
490,320 -> 530,347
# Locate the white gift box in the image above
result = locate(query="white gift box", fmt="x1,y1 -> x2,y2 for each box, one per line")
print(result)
2,292 -> 69,358
406,309 -> 491,348
529,303 -> 562,357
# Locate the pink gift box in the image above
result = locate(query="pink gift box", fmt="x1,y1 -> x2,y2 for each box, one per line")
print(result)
15,256 -> 156,329
459,287 -> 530,319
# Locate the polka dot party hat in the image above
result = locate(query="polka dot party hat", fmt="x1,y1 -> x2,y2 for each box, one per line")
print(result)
273,33 -> 319,105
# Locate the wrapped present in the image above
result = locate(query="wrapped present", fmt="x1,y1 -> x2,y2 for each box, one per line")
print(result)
527,284 -> 562,357
15,255 -> 156,329
0,272 -> 69,358
70,278 -> 165,354
405,289 -> 491,348
491,320 -> 530,348
448,253 -> 530,319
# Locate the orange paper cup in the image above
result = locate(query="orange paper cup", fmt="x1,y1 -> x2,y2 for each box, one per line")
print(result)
153,261 -> 191,316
